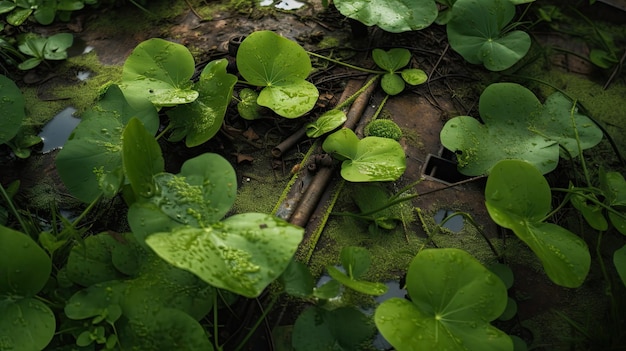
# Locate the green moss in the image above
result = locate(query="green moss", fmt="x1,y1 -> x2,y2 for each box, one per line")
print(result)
364,119 -> 403,140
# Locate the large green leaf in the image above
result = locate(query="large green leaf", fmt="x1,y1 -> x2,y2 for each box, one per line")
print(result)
167,59 -> 237,147
334,0 -> 438,32
145,213 -> 303,297
447,0 -> 530,71
485,160 -> 590,287
56,86 -> 158,203
120,38 -> 198,108
440,83 -> 602,176
122,117 -> 164,199
128,153 -> 237,240
0,226 -> 55,351
236,31 -> 318,118
323,129 -> 406,182
375,248 -> 512,351
0,74 -> 25,144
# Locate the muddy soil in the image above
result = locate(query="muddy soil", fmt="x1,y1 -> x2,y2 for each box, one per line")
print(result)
2,0 -> 626,350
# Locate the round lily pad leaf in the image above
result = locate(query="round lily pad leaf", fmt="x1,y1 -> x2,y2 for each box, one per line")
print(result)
0,298 -> 56,351
341,136 -> 407,182
334,0 -> 438,33
375,248 -> 512,351
120,38 -> 198,107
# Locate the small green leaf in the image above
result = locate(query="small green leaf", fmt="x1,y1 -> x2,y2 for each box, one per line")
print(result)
340,246 -> 372,279
327,265 -> 388,295
372,48 -> 411,72
7,7 -> 32,26
279,259 -> 314,298
0,226 -> 51,296
42,33 -> 73,60
237,88 -> 262,120
571,193 -> 608,231
614,245 -> 626,287
401,68 -> 428,85
381,73 -> 405,95
306,109 -> 347,138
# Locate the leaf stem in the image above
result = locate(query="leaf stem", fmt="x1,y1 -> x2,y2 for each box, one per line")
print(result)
0,183 -> 30,235
307,51 -> 385,74
233,294 -> 279,351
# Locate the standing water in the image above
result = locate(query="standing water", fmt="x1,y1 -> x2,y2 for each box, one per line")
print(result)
38,107 -> 80,153
259,0 -> 305,10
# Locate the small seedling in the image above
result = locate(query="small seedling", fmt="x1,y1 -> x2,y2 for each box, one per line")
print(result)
17,32 -> 73,70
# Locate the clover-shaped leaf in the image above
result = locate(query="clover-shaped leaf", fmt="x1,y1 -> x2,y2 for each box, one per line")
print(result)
334,0 -> 438,33
440,82 -> 602,176
120,38 -> 198,107
236,31 -> 318,118
373,48 -> 427,95
375,248 -> 512,351
323,128 -> 406,182
447,0 -> 531,71
167,59 -> 237,147
485,160 -> 591,287
145,213 -> 303,298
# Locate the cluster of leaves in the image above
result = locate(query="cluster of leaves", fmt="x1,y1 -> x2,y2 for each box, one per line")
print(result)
0,74 -> 41,157
0,0 -> 96,25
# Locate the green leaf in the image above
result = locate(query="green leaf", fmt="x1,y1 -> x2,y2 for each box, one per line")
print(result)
279,259 -> 314,298
42,33 -> 73,60
0,75 -> 26,144
614,245 -> 626,287
167,59 -> 237,146
600,169 -> 626,235
375,248 -> 513,351
65,233 -> 127,287
485,160 -> 590,287
324,129 -> 406,182
236,31 -> 319,118
33,3 -> 56,25
145,213 -> 304,297
128,153 -> 237,239
0,226 -> 51,296
334,0 -> 437,32
447,0 -> 531,71
401,68 -> 428,85
7,7 -> 32,26
571,193 -> 608,231
372,48 -> 411,72
0,226 -> 55,351
0,298 -> 55,351
306,109 -> 347,138
381,73 -> 405,95
340,246 -> 372,279
120,38 -> 198,108
292,307 -> 375,351
440,83 -> 601,176
327,265 -> 388,295
237,88 -> 263,120
56,85 -> 158,203
17,57 -> 42,70
0,2 -> 17,14
123,117 -> 164,198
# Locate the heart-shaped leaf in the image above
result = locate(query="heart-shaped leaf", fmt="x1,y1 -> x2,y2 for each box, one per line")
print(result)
120,38 -> 198,107
236,31 -> 318,118
447,0 -> 531,71
485,160 -> 590,287
145,213 -> 303,297
334,0 -> 438,32
0,74 -> 25,144
323,129 -> 406,182
440,83 -> 602,176
375,248 -> 512,351
372,48 -> 411,72
166,59 -> 237,147
56,85 -> 158,203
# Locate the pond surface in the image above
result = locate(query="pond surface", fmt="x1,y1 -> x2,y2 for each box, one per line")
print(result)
38,107 -> 80,153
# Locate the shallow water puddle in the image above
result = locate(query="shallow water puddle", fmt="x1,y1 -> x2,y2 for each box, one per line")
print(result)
39,107 -> 80,153
259,0 -> 305,10
434,209 -> 464,232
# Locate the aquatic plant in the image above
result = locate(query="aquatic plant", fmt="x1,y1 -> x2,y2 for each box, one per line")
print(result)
333,0 -> 438,33
16,32 -> 73,70
372,48 -> 428,95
